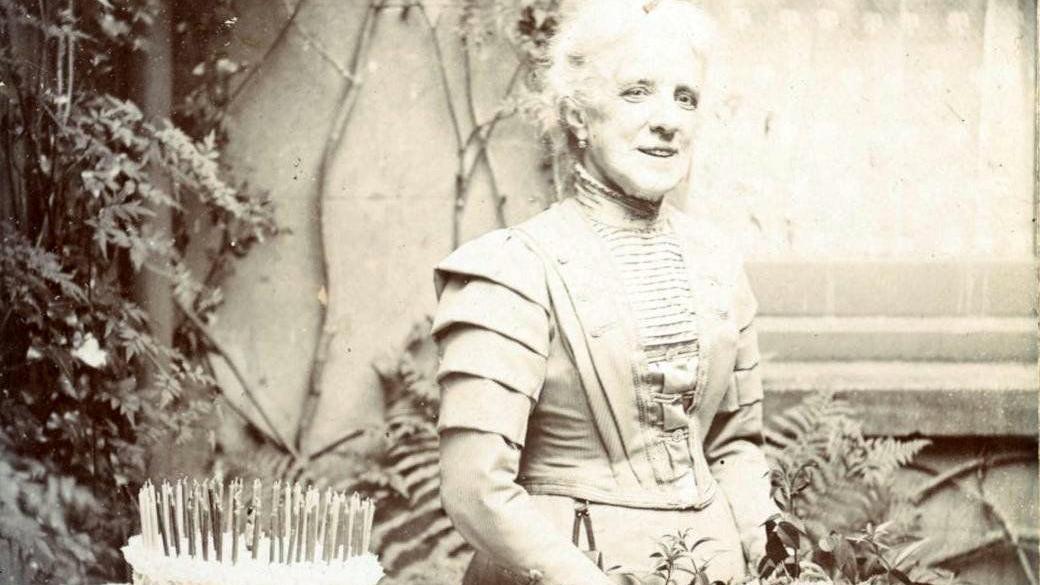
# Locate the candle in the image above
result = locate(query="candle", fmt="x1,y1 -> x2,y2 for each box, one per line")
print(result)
226,479 -> 235,538
345,494 -> 357,559
308,488 -> 319,562
286,485 -> 297,564
147,482 -> 157,551
270,480 -> 281,563
136,487 -> 145,548
304,489 -> 314,562
251,479 -> 262,561
137,486 -> 149,550
202,485 -> 211,561
282,482 -> 292,563
298,487 -> 310,562
361,499 -> 372,555
335,494 -> 347,561
327,494 -> 341,564
237,479 -> 245,561
177,480 -> 186,556
194,481 -> 204,558
296,485 -> 306,562
312,489 -> 320,560
209,481 -> 221,562
318,487 -> 330,562
232,481 -> 241,563
186,488 -> 196,557
284,482 -> 293,562
217,479 -> 226,535
156,485 -> 169,556
168,482 -> 181,557
355,495 -> 364,558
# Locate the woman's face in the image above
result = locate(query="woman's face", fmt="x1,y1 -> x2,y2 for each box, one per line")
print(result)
577,32 -> 705,201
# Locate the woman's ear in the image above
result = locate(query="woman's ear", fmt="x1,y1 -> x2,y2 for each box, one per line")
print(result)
560,97 -> 588,141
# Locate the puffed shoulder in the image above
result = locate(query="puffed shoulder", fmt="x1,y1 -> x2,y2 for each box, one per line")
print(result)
433,229 -> 549,309
432,229 -> 552,357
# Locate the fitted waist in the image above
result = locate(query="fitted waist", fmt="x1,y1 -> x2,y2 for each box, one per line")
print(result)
517,469 -> 719,510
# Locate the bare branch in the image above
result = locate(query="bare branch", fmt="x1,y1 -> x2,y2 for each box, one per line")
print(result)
298,0 -> 385,453
418,2 -> 464,149
227,0 -> 311,106
279,0 -> 354,82
976,459 -> 1038,585
910,452 -> 1034,504
306,428 -> 368,462
414,1 -> 471,248
459,65 -> 523,230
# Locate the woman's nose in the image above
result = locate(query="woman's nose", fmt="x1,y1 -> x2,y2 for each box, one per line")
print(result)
648,97 -> 681,138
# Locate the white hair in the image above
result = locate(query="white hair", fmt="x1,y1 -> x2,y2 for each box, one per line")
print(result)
541,0 -> 717,153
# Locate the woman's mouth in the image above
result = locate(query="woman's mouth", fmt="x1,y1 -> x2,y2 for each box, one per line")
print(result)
638,147 -> 677,158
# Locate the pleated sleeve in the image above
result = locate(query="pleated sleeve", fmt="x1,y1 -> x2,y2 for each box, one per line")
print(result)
432,229 -> 552,447
434,231 -> 614,585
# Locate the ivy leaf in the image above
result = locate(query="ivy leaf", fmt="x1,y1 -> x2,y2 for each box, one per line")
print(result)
776,520 -> 801,551
890,538 -> 929,570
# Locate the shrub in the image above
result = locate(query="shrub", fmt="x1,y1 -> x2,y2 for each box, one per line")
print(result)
757,391 -> 953,585
0,1 -> 274,582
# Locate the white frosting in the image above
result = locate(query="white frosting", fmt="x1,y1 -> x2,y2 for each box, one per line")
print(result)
122,535 -> 384,585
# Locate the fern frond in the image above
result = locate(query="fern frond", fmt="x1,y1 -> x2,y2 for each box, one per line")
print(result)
765,390 -> 932,540
390,451 -> 441,477
856,438 -> 931,484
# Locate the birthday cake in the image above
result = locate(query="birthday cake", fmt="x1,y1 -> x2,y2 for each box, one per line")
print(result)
122,479 -> 384,585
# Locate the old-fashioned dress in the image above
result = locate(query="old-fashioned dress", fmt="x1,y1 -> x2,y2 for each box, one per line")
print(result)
432,167 -> 779,585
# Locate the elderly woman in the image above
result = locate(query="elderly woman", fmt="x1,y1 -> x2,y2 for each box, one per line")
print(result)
431,1 -> 779,583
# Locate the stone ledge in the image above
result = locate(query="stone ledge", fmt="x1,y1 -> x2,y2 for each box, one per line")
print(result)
756,316 -> 1037,362
747,259 -> 1037,317
761,361 -> 1039,438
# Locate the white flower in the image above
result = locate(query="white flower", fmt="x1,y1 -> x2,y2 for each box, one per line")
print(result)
72,333 -> 108,369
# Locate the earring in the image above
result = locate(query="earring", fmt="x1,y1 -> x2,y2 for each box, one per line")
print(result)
578,138 -> 587,150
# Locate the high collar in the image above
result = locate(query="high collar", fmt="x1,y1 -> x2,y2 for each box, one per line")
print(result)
572,163 -> 666,230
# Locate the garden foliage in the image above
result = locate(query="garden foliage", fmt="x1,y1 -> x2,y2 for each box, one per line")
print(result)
755,392 -> 952,585
0,1 -> 274,582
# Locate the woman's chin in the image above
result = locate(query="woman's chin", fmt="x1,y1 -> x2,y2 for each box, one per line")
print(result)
630,190 -> 669,203
618,165 -> 686,200
627,177 -> 683,202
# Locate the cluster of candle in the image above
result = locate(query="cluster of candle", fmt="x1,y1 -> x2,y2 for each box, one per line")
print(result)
136,478 -> 376,565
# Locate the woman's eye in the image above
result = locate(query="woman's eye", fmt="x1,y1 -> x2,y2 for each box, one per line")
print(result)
676,91 -> 699,110
621,86 -> 650,101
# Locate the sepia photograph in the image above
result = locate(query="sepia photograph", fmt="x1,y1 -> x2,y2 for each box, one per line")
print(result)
0,0 -> 1036,584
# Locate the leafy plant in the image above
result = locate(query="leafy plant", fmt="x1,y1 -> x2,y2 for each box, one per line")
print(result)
764,391 -> 930,542
0,1 -> 276,582
758,517 -> 957,585
757,392 -> 952,585
650,529 -> 717,585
